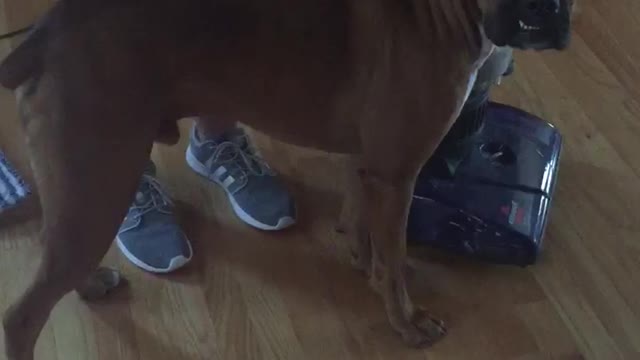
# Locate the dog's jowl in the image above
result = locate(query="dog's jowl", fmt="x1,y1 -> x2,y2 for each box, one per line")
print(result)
0,0 -> 572,358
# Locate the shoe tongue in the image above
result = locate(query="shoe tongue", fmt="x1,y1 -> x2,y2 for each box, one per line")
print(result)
143,162 -> 157,176
231,136 -> 248,151
214,128 -> 247,146
134,186 -> 153,205
134,177 -> 161,206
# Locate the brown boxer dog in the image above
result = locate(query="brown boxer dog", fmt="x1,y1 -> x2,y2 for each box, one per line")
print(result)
0,0 -> 572,358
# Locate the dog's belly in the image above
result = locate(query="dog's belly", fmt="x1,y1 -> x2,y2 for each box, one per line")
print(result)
191,85 -> 362,154
247,115 -> 361,154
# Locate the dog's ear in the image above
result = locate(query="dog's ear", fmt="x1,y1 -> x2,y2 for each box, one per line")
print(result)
0,1 -> 63,90
0,28 -> 46,90
475,0 -> 501,15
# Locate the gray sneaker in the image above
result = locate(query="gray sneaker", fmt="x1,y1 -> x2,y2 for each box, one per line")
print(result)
116,162 -> 193,273
186,125 -> 296,231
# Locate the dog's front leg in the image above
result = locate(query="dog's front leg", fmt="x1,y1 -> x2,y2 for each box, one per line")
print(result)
355,67 -> 470,346
360,168 -> 447,347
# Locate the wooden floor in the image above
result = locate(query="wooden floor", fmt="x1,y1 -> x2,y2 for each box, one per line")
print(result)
1,1 -> 639,359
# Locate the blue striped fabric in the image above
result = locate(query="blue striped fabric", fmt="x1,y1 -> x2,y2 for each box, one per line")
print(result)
0,152 -> 31,211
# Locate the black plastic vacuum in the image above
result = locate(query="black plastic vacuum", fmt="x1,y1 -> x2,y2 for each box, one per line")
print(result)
407,63 -> 562,267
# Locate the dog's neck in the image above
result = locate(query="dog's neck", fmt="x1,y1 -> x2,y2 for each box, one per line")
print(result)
405,0 -> 493,62
391,0 -> 487,47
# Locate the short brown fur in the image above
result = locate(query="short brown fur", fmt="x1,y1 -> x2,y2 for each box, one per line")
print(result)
0,0 -> 544,359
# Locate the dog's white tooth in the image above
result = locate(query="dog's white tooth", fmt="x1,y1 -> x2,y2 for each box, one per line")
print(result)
519,20 -> 541,32
520,22 -> 540,31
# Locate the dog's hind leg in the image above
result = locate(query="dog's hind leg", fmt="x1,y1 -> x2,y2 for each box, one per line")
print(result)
2,72 -> 157,360
336,156 -> 372,274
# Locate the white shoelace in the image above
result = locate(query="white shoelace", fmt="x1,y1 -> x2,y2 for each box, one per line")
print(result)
129,175 -> 174,219
208,137 -> 274,183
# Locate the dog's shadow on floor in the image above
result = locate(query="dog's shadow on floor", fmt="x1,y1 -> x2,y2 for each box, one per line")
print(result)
82,165 -> 527,356
83,187 -> 376,358
173,180 -> 361,306
169,181 -> 456,349
88,298 -> 209,360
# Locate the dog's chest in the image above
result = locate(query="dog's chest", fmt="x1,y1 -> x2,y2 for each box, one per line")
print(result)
463,70 -> 478,104
462,44 -> 496,102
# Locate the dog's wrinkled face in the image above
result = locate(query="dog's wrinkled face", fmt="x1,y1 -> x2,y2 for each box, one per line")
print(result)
479,0 -> 573,50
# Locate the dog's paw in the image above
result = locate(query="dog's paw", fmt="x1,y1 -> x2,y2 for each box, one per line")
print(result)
77,267 -> 123,301
400,309 -> 447,348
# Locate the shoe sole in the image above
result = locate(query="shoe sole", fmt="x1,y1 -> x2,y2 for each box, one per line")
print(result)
186,146 -> 296,231
116,234 -> 193,274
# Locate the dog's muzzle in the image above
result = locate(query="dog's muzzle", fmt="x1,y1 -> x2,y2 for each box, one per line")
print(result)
512,0 -> 570,50
487,0 -> 571,51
